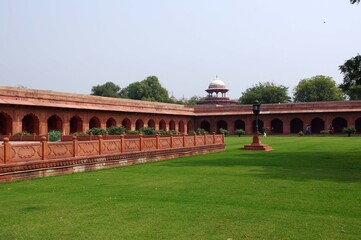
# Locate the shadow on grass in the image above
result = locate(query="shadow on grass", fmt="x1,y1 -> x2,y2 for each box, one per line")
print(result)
163,150 -> 361,183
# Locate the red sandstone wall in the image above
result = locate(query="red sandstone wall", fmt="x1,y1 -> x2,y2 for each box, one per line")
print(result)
1,86 -> 361,135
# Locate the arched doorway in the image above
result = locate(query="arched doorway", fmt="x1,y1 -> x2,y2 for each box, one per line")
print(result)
89,116 -> 101,129
356,118 -> 361,134
271,118 -> 283,134
200,120 -> 211,133
0,112 -> 12,135
70,116 -> 83,133
159,120 -> 166,131
332,117 -> 347,134
47,115 -> 62,132
311,118 -> 324,134
234,120 -> 245,132
148,119 -> 155,129
290,118 -> 303,134
22,113 -> 39,134
169,120 -> 176,131
187,120 -> 194,133
106,118 -> 116,128
217,120 -> 228,133
135,119 -> 144,130
252,119 -> 264,134
178,120 -> 185,134
122,118 -> 131,131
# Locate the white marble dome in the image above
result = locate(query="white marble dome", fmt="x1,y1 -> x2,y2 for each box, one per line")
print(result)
208,78 -> 227,89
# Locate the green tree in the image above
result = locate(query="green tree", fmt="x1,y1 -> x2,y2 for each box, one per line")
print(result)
239,82 -> 290,104
91,82 -> 121,98
293,75 -> 343,102
339,54 -> 361,100
185,96 -> 205,105
120,76 -> 170,103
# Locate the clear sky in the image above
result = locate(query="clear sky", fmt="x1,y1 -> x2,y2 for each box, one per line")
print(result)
0,0 -> 360,100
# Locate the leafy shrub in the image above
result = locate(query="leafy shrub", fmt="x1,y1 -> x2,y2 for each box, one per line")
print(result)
168,130 -> 177,135
218,128 -> 229,136
343,126 -> 356,137
48,130 -> 61,142
298,130 -> 304,136
320,130 -> 328,136
107,126 -> 126,135
196,128 -> 208,135
235,129 -> 245,137
87,128 -> 107,136
14,131 -> 31,136
71,132 -> 89,136
140,127 -> 157,135
159,130 -> 168,135
127,130 -> 139,135
188,130 -> 195,135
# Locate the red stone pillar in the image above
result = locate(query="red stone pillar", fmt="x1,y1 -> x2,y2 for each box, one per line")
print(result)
170,135 -> 173,148
3,138 -> 10,164
98,135 -> 103,155
182,133 -> 186,147
156,134 -> 160,149
139,134 -> 143,151
72,136 -> 78,157
120,134 -> 124,153
41,136 -> 48,160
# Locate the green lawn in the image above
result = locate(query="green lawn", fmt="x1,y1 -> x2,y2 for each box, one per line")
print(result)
1,136 -> 360,240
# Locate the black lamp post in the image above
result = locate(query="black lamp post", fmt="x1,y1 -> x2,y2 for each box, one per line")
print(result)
252,100 -> 261,134
241,99 -> 272,151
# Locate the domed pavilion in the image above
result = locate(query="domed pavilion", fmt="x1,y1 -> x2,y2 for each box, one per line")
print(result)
197,76 -> 238,105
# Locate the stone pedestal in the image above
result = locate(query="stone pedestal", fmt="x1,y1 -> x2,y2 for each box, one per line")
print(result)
241,135 -> 272,151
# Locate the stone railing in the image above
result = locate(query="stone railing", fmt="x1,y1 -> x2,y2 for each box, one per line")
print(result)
0,134 -> 225,165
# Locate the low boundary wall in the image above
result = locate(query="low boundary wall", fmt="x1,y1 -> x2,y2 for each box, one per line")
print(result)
0,134 -> 225,182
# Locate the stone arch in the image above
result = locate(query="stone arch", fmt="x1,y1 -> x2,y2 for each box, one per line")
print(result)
187,120 -> 194,132
148,119 -> 155,128
159,120 -> 166,131
217,120 -> 228,133
106,117 -> 116,128
200,120 -> 211,133
271,118 -> 283,134
178,120 -> 185,134
311,118 -> 325,134
22,113 -> 40,134
252,119 -> 264,134
356,118 -> 361,134
234,119 -> 245,131
0,112 -> 12,135
89,116 -> 101,129
332,117 -> 347,134
47,115 -> 63,132
290,118 -> 303,134
169,120 -> 176,131
70,116 -> 83,133
135,119 -> 144,130
122,118 -> 131,131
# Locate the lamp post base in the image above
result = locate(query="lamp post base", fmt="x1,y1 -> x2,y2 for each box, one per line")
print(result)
241,135 -> 272,151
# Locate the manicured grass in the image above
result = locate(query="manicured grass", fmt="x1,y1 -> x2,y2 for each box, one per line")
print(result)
1,136 -> 361,239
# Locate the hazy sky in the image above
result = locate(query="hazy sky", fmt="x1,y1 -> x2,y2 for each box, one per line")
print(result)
0,1 -> 360,100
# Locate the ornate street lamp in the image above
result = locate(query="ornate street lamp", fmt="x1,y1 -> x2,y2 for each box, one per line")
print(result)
252,100 -> 260,134
241,100 -> 272,151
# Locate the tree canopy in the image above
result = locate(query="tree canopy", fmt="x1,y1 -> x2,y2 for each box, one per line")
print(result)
239,82 -> 290,104
91,82 -> 121,98
185,96 -> 205,105
293,75 -> 344,102
339,54 -> 361,100
120,76 -> 170,103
